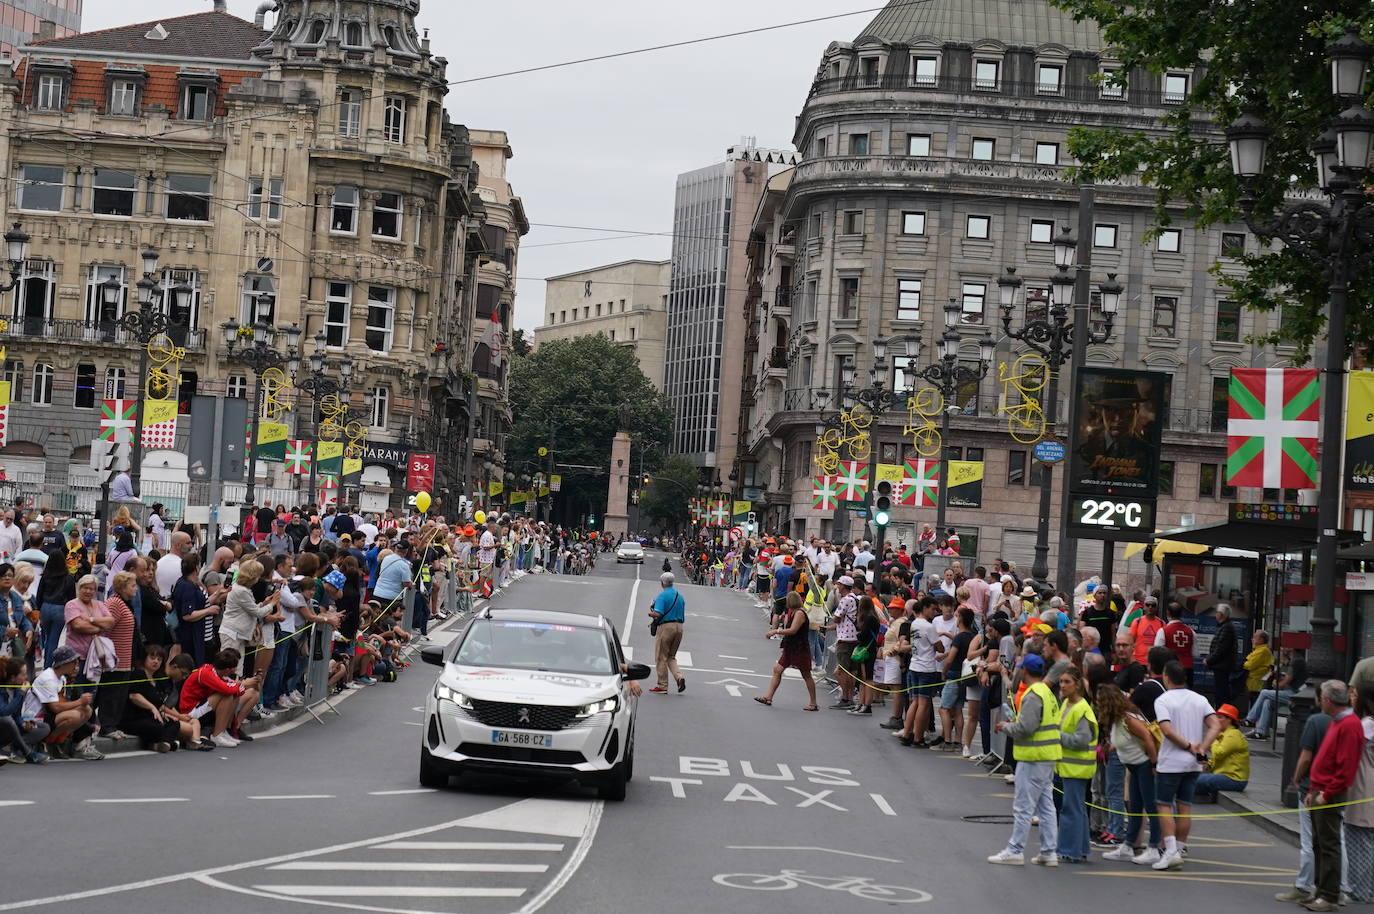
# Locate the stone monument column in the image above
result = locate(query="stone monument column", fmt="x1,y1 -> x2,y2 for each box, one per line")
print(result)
604,431 -> 631,538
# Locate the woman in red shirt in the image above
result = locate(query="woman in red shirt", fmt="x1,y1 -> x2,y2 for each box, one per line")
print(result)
96,571 -> 139,738
178,648 -> 261,749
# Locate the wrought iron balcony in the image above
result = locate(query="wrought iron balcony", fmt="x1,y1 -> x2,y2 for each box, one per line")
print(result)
0,316 -> 206,350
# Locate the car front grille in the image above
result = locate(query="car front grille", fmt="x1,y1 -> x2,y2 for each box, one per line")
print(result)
458,743 -> 586,765
466,699 -> 580,731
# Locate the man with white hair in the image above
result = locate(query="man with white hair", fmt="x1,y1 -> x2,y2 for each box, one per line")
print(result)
648,571 -> 686,694
1204,602 -> 1242,708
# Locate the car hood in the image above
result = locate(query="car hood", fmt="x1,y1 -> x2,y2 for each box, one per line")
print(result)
442,665 -> 619,703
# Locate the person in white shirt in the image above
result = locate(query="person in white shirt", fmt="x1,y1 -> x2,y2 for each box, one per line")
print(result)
156,531 -> 194,598
356,516 -> 380,547
898,597 -> 943,747
854,542 -> 875,570
0,511 -> 22,562
814,543 -> 839,582
1151,661 -> 1224,871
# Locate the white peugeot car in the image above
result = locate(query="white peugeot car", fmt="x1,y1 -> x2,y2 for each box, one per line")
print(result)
615,541 -> 644,564
420,608 -> 650,800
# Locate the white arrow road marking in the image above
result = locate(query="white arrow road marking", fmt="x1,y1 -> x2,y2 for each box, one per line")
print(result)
0,798 -> 602,914
707,678 -> 758,697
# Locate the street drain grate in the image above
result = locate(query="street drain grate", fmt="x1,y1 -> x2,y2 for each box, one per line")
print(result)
962,814 -> 1015,825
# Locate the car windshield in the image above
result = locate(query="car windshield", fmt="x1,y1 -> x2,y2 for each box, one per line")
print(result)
454,620 -> 615,675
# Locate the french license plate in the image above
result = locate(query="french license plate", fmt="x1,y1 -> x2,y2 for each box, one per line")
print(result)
491,729 -> 553,748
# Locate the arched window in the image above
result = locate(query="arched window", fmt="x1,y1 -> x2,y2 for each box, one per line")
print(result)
307,20 -> 327,43
344,22 -> 363,46
383,25 -> 398,48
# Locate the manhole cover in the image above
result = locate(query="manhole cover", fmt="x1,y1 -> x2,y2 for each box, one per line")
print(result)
962,814 -> 1014,825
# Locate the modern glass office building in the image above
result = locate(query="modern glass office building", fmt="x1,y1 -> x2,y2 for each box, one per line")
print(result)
0,0 -> 81,56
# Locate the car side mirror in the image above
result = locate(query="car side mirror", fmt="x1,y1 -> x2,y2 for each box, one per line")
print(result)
421,644 -> 445,667
623,662 -> 652,681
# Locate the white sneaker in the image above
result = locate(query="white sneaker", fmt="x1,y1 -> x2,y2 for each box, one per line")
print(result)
1031,853 -> 1059,867
1031,816 -> 1040,827
1102,844 -> 1136,861
961,746 -> 973,758
211,733 -> 240,749
1132,847 -> 1161,866
1003,773 -> 1015,784
280,695 -> 301,708
288,690 -> 304,703
1152,850 -> 1183,871
986,849 -> 1024,865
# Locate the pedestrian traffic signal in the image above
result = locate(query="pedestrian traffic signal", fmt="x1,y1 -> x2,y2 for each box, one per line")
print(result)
873,480 -> 893,526
89,438 -> 131,483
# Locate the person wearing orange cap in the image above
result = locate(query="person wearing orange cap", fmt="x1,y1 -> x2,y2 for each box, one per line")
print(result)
1194,703 -> 1250,802
878,596 -> 912,728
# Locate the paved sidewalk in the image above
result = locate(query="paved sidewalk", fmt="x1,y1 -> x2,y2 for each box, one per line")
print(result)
1215,742 -> 1301,846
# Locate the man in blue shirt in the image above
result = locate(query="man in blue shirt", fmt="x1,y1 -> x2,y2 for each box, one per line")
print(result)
648,572 -> 686,694
771,555 -> 795,626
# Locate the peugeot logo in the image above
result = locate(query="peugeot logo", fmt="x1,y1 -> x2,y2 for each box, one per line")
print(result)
517,707 -> 531,725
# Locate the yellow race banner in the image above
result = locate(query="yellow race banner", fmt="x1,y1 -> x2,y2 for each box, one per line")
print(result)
947,460 -> 984,509
1347,371 -> 1374,489
489,479 -> 504,497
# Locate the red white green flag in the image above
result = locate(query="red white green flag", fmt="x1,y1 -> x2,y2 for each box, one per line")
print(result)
285,440 -> 313,475
812,475 -> 839,511
1226,368 -> 1319,488
837,460 -> 870,502
99,399 -> 137,443
710,499 -> 729,526
900,457 -> 940,507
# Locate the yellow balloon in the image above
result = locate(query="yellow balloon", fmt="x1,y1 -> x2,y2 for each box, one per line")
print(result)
474,510 -> 487,525
414,491 -> 432,514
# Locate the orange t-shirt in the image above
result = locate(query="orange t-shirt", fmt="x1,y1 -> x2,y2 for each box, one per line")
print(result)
1129,616 -> 1164,664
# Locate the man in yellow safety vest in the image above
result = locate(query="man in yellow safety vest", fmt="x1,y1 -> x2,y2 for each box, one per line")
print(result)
988,653 -> 1063,866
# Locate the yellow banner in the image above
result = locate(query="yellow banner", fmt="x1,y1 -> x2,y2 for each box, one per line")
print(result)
876,463 -> 905,485
0,380 -> 10,408
732,500 -> 752,517
489,479 -> 504,497
257,421 -> 288,446
549,474 -> 561,492
539,486 -> 550,497
317,441 -> 344,462
511,490 -> 529,505
949,460 -> 985,487
1347,372 -> 1374,439
143,399 -> 176,425
343,457 -> 362,477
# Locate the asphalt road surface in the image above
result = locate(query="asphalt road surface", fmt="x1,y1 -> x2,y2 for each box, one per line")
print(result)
1,551 -> 1302,913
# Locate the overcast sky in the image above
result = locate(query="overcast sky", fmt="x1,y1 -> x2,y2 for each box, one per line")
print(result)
84,0 -> 877,331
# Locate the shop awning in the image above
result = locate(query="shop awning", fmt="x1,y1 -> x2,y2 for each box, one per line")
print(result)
1152,519 -> 1364,556
1124,539 -> 1211,562
1337,541 -> 1374,561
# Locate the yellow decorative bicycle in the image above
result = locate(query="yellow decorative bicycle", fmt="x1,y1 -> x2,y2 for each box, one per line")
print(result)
903,388 -> 943,457
818,408 -> 872,464
998,355 -> 1050,444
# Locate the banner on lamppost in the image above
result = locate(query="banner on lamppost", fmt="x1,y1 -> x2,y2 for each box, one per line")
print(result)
254,421 -> 289,463
316,440 -> 344,476
947,461 -> 984,508
1346,371 -> 1374,490
550,474 -> 562,492
1067,367 -> 1167,498
141,399 -> 178,449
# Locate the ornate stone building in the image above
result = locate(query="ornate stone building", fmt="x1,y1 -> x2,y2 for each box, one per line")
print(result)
0,1 -> 518,515
737,0 -> 1300,584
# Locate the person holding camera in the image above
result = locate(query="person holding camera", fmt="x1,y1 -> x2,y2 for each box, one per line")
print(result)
647,572 -> 685,694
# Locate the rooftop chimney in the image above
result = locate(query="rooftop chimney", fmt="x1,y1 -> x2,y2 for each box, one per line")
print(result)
213,0 -> 227,11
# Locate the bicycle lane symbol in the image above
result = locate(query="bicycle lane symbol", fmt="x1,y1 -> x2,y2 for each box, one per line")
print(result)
712,869 -> 932,903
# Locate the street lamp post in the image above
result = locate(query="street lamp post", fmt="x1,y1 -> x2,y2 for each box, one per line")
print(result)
221,315 -> 301,521
117,247 -> 193,494
0,222 -> 31,293
832,336 -> 909,548
998,261 -> 1123,585
297,331 -> 354,510
916,300 -> 995,538
1224,27 -> 1374,796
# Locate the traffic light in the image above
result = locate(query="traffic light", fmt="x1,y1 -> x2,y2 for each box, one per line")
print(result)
873,480 -> 894,527
746,511 -> 757,535
89,438 -> 131,483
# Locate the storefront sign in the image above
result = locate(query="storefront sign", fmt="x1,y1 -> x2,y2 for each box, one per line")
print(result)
1346,572 -> 1374,591
363,443 -> 409,468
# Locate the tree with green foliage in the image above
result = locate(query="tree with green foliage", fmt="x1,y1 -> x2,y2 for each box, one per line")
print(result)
507,334 -> 672,526
1052,1 -> 1372,361
638,456 -> 699,531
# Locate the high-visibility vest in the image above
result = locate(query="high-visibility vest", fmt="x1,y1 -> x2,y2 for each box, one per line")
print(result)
1056,697 -> 1099,779
803,577 -> 828,626
1012,680 -> 1062,763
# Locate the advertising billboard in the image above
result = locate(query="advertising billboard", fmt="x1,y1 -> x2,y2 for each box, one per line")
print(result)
1068,367 -> 1168,498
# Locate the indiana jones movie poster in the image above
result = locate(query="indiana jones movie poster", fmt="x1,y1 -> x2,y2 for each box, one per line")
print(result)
1068,368 -> 1167,497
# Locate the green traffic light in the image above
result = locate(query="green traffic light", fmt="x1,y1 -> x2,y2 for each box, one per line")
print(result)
874,511 -> 890,525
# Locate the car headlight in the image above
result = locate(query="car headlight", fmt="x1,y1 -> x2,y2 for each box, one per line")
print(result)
577,696 -> 619,718
434,683 -> 473,709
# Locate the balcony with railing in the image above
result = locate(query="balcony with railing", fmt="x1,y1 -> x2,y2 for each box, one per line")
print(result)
0,317 -> 207,350
768,346 -> 789,378
807,73 -> 1191,109
790,155 -> 1145,195
772,287 -> 793,318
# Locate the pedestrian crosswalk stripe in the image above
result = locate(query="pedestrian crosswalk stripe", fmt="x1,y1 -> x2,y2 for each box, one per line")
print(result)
374,841 -> 565,852
251,886 -> 526,898
267,862 -> 550,873
678,650 -> 693,667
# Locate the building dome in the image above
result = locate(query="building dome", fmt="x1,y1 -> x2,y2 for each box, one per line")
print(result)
855,0 -> 1104,51
256,0 -> 426,59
